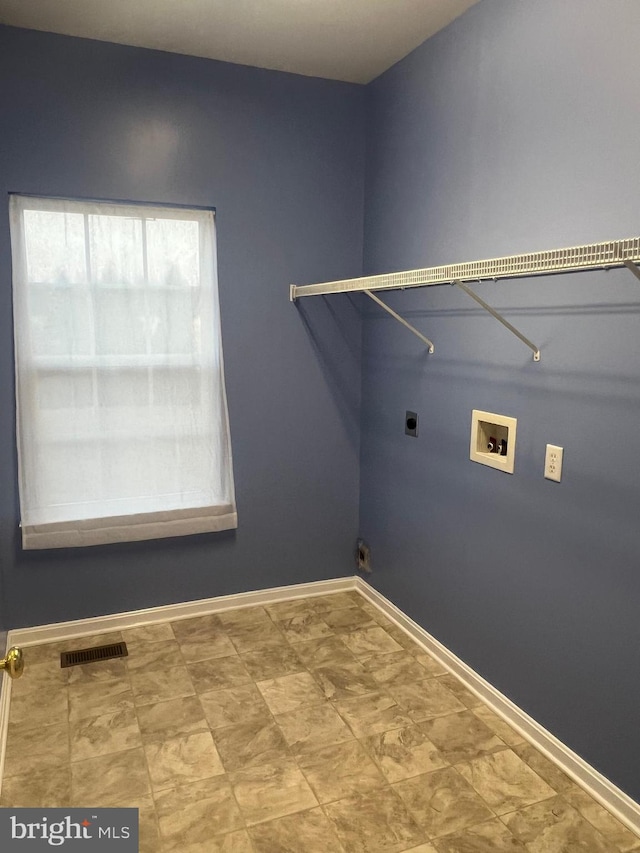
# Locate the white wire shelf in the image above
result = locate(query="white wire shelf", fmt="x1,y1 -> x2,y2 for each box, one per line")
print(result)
289,237 -> 640,362
289,237 -> 640,300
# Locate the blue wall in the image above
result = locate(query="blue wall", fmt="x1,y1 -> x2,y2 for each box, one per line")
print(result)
0,26 -> 365,630
361,0 -> 640,800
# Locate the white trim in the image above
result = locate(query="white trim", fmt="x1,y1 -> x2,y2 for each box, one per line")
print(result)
7,577 -> 356,648
354,577 -> 640,839
0,673 -> 12,796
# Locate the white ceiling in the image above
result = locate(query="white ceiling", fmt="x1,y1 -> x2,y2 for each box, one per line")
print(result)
0,0 -> 479,84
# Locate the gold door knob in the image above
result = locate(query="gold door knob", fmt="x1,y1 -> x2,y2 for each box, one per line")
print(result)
0,647 -> 24,680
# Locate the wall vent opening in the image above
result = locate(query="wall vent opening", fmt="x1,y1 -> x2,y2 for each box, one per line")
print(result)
60,642 -> 128,668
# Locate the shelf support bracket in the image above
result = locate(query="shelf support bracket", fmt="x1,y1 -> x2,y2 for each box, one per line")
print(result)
454,280 -> 541,362
364,290 -> 435,353
622,259 -> 640,283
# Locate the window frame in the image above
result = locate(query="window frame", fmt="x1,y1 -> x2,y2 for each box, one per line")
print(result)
10,194 -> 237,549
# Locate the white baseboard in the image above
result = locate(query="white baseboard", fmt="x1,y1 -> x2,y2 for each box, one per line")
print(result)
6,576 -> 357,648
2,572 -> 638,838
0,672 -> 11,798
354,576 -> 640,839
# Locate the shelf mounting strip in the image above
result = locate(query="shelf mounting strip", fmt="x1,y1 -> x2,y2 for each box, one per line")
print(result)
290,237 -> 640,362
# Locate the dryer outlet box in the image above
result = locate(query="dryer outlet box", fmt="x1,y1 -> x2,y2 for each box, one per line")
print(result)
470,410 -> 517,474
405,411 -> 418,437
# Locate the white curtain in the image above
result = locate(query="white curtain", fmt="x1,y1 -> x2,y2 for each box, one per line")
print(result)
10,195 -> 237,549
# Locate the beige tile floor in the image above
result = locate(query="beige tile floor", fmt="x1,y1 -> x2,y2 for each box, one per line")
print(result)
2,590 -> 639,852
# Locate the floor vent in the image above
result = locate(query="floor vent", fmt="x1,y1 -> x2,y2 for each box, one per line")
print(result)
60,642 -> 128,668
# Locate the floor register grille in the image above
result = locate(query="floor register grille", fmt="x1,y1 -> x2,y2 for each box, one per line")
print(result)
60,641 -> 128,668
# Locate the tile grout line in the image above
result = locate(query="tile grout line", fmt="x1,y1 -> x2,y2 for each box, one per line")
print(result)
176,620 -> 254,843
134,617 -> 242,845
125,627 -> 168,842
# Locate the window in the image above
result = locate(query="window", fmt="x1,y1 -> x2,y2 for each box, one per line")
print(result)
10,195 -> 236,549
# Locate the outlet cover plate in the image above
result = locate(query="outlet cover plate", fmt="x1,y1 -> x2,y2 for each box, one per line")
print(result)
544,444 -> 563,482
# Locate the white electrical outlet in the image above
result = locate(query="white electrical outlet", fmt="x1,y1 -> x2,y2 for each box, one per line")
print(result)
544,444 -> 563,482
